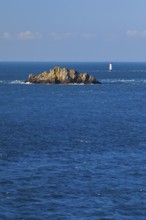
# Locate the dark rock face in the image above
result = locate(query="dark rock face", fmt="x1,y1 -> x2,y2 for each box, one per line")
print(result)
26,66 -> 101,84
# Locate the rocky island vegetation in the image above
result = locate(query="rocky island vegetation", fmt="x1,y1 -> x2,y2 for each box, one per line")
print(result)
25,66 -> 101,84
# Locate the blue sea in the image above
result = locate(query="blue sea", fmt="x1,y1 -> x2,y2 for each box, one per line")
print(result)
0,62 -> 146,220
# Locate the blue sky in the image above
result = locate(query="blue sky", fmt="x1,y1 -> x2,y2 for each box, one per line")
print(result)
0,0 -> 146,61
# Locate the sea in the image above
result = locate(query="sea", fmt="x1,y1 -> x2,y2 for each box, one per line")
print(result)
0,62 -> 146,220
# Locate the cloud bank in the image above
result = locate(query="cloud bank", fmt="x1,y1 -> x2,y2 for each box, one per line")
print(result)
48,32 -> 96,40
1,31 -> 96,41
1,32 -> 11,40
127,30 -> 146,37
17,31 -> 42,40
48,32 -> 76,40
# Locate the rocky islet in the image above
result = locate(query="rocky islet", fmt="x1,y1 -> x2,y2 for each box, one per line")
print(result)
25,66 -> 101,84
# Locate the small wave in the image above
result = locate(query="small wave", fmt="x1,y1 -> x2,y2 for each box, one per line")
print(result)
0,80 -> 25,84
76,139 -> 90,143
0,80 -> 7,84
102,79 -> 146,84
10,80 -> 25,84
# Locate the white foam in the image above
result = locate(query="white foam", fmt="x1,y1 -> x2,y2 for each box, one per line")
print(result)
24,82 -> 32,84
10,80 -> 25,84
1,79 -> 146,85
77,139 -> 90,143
102,79 -> 146,84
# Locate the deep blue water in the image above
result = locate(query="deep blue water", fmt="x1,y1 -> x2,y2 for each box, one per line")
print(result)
0,62 -> 146,219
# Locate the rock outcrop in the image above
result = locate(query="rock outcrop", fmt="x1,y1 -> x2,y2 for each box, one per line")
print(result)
26,66 -> 101,84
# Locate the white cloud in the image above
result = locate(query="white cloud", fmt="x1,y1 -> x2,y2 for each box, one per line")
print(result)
48,32 -> 96,40
17,31 -> 42,40
81,33 -> 96,40
1,31 -> 96,41
126,30 -> 139,37
141,31 -> 146,37
48,32 -> 76,40
127,30 -> 146,37
2,32 -> 11,40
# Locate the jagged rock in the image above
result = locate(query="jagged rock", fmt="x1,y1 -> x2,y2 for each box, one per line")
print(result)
25,66 -> 101,84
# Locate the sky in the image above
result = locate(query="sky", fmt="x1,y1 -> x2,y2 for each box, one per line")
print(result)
0,0 -> 146,61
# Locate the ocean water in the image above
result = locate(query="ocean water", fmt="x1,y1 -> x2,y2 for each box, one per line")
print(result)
0,62 -> 146,219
